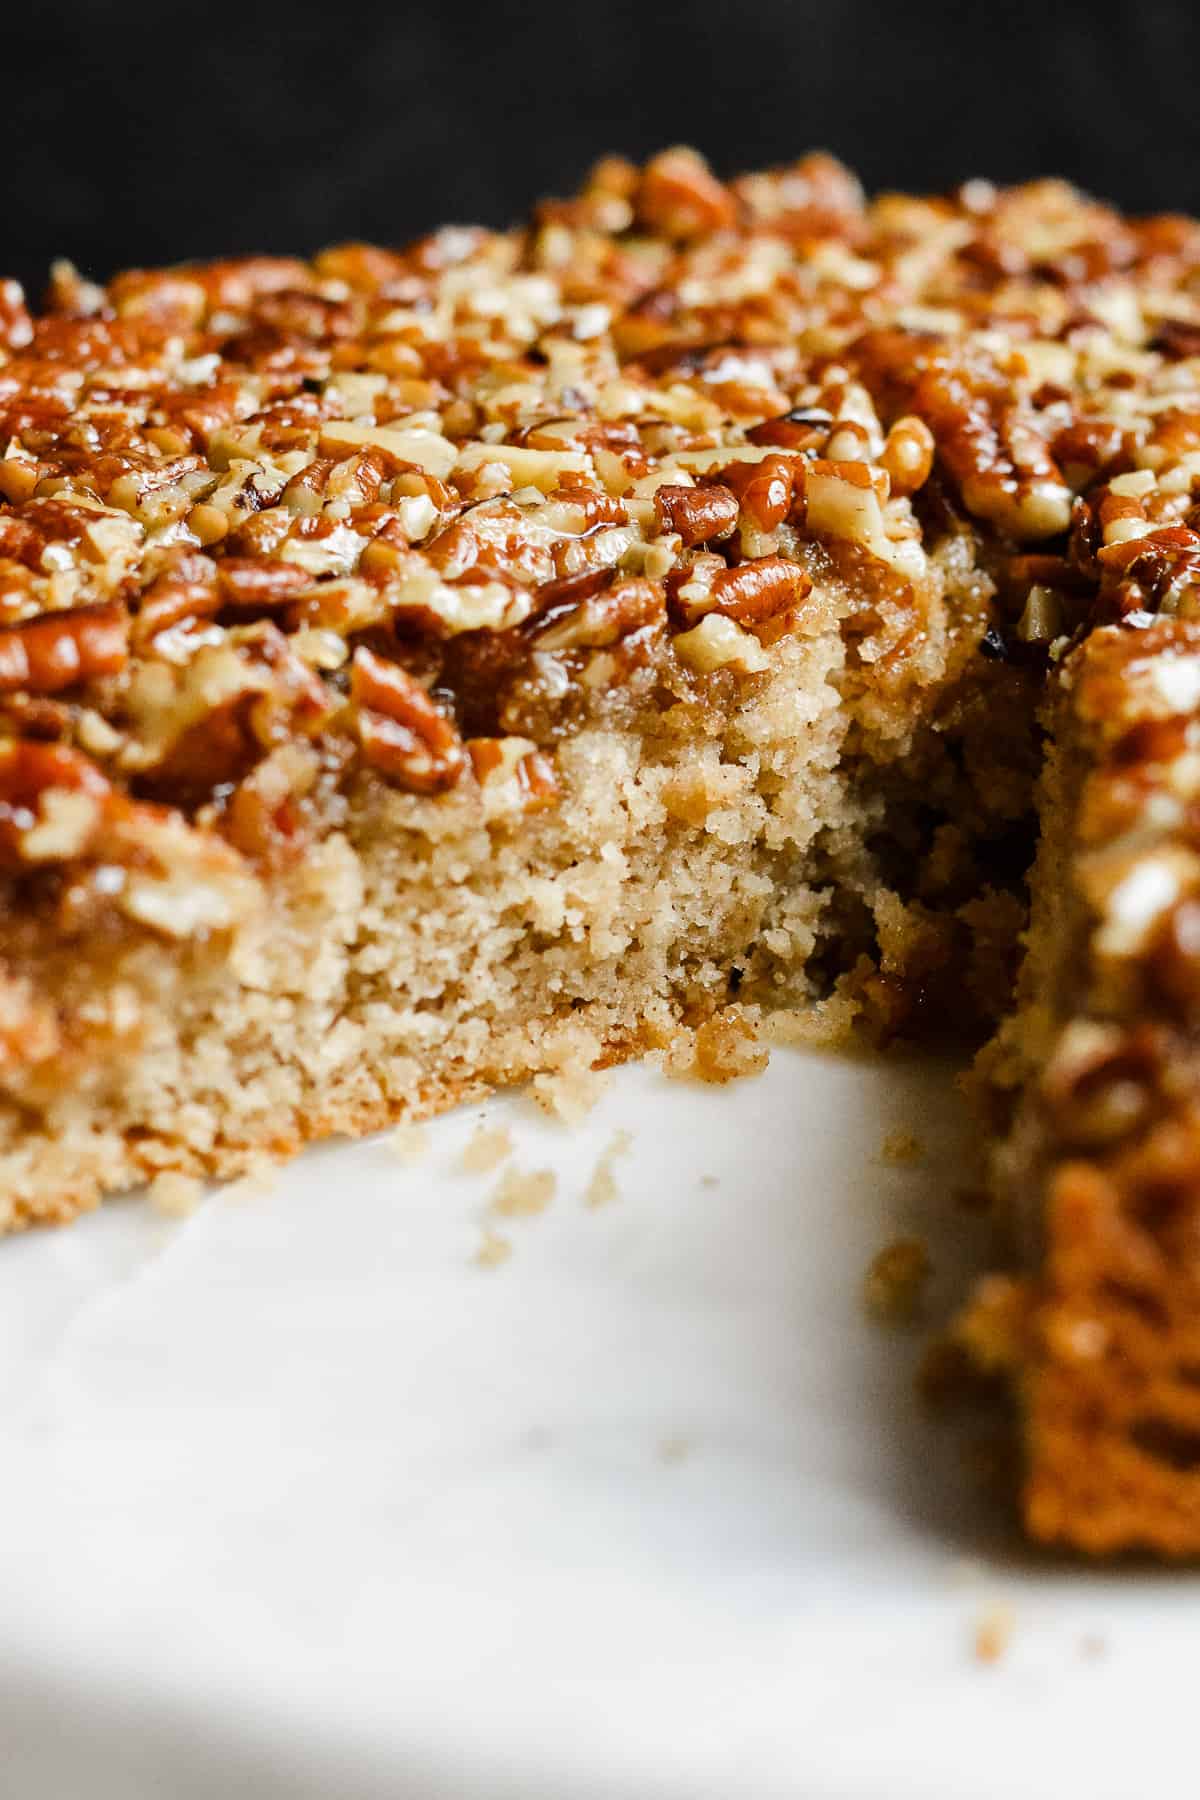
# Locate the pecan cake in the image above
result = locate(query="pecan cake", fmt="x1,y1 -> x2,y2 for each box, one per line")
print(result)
5,147 -> 1200,1552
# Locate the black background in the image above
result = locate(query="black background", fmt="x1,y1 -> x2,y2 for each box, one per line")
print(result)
7,0 -> 1200,296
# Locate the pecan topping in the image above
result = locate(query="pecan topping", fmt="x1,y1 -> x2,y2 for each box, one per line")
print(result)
652,483 -> 738,547
634,149 -> 736,241
215,559 -> 313,611
1096,526 -> 1200,621
914,359 -> 1074,541
669,555 -> 811,627
1150,319 -> 1200,360
350,646 -> 467,792
0,146 -> 1197,882
532,576 -> 665,650
0,602 -> 127,694
0,280 -> 33,352
746,408 -> 833,451
717,454 -> 800,532
0,740 -> 111,864
879,417 -> 934,498
132,555 -> 221,645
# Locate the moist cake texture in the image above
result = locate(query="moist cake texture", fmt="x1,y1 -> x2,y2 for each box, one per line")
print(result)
6,147 -> 1200,1551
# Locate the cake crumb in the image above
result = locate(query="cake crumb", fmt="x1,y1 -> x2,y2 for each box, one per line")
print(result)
490,1166 -> 556,1218
387,1122 -> 429,1165
863,1236 -> 931,1323
459,1124 -> 513,1176
223,1156 -> 279,1202
878,1127 -> 925,1166
659,1434 -> 691,1464
474,1227 -> 513,1269
972,1601 -> 1015,1665
585,1128 -> 633,1208
531,1063 -> 610,1124
666,1009 -> 769,1084
148,1171 -> 204,1219
765,991 -> 861,1048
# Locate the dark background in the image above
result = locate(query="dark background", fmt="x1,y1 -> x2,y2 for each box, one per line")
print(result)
7,0 -> 1200,296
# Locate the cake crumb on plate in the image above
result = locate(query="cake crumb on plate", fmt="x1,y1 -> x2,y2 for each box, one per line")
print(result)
660,1009 -> 770,1085
531,1063 -> 610,1124
878,1127 -> 925,1166
584,1128 -> 633,1208
148,1172 -> 204,1219
474,1228 -> 513,1270
458,1125 -> 514,1176
223,1157 -> 279,1203
863,1237 -> 931,1324
490,1167 -> 556,1218
387,1123 -> 429,1165
972,1601 -> 1015,1665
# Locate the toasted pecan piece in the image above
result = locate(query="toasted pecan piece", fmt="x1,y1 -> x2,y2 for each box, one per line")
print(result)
653,484 -> 738,547
350,645 -> 467,792
0,602 -> 128,694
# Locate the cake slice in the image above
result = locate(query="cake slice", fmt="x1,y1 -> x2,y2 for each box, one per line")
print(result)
0,149 -> 1019,1221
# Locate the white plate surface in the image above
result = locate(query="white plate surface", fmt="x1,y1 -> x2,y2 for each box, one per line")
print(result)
0,1047 -> 1196,1799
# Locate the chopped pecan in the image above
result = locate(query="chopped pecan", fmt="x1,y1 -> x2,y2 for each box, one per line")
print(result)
133,554 -> 221,646
467,736 -> 559,808
653,483 -> 738,547
746,408 -> 834,451
215,558 -> 313,611
1051,418 -> 1130,489
0,739 -> 111,864
913,358 -> 1073,541
132,623 -> 332,804
1150,900 -> 1200,1017
716,454 -> 800,531
1095,525 -> 1200,621
1151,319 -> 1200,360
1041,1023 -> 1160,1149
880,416 -> 935,497
634,149 -> 736,240
222,741 -> 321,865
350,646 -> 467,792
252,290 -> 357,341
532,576 -> 665,650
0,279 -> 33,352
194,255 -> 313,312
668,555 -> 811,627
0,602 -> 128,694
